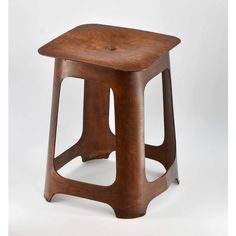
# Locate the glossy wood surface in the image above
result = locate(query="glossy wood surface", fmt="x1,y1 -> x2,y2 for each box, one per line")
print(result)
39,24 -> 180,218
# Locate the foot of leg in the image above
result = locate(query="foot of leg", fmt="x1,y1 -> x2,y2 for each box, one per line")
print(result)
175,178 -> 180,184
113,208 -> 147,219
44,192 -> 55,202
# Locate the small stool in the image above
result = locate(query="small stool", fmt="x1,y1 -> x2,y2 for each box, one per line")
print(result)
38,24 -> 180,218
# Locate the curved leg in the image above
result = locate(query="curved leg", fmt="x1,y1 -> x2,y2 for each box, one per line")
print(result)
162,68 -> 179,183
44,59 -> 64,201
111,78 -> 147,218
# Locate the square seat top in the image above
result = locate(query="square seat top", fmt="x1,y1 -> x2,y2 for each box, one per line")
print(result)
38,24 -> 180,72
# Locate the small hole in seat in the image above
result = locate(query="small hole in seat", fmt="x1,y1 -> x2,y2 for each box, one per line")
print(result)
107,46 -> 116,51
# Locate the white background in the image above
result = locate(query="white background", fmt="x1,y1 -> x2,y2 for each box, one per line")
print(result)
9,0 -> 227,235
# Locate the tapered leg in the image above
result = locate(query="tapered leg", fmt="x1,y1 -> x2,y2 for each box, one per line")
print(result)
111,78 -> 147,218
162,68 -> 179,182
44,59 -> 64,201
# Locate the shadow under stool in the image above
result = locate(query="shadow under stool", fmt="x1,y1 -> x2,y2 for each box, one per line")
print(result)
38,24 -> 181,218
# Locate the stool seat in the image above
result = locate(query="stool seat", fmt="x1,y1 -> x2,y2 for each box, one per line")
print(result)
38,24 -> 180,71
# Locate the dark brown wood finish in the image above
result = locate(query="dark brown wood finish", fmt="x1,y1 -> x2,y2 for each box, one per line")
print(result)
39,24 -> 180,218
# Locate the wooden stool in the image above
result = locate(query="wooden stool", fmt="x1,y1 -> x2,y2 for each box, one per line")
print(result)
38,24 -> 181,218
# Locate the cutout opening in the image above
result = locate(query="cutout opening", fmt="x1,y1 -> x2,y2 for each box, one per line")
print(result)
144,74 -> 164,146
55,79 -> 116,186
145,158 -> 166,182
144,74 -> 165,181
55,77 -> 84,157
109,88 -> 115,134
58,152 -> 116,186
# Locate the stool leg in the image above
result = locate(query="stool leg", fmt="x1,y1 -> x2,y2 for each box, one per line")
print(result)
44,59 -> 64,201
79,80 -> 115,162
111,79 -> 147,218
162,68 -> 179,183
